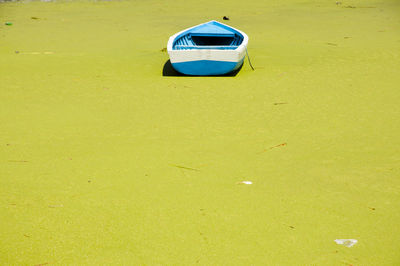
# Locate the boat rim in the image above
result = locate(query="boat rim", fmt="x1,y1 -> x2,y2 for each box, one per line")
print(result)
167,20 -> 249,52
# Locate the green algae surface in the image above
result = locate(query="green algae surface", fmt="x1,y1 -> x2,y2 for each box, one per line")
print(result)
1,0 -> 400,264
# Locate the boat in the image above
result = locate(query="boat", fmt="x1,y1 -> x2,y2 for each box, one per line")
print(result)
167,20 -> 249,76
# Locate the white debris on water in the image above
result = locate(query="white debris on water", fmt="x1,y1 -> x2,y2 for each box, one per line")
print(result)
238,181 -> 253,185
334,239 -> 358,247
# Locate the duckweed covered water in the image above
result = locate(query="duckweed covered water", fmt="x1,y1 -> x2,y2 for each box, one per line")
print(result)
1,0 -> 400,264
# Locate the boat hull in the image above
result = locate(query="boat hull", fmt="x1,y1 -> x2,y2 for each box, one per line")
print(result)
167,21 -> 248,76
171,58 -> 244,76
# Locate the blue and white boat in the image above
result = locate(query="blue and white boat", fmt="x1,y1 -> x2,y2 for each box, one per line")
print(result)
167,20 -> 248,76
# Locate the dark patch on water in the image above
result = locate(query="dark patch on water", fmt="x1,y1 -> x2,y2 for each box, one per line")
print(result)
162,60 -> 183,76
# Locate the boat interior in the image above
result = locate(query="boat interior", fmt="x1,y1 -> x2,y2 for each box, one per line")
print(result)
172,22 -> 244,50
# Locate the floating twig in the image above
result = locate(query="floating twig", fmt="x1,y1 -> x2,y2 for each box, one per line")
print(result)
169,164 -> 199,171
258,143 -> 287,153
270,143 -> 287,149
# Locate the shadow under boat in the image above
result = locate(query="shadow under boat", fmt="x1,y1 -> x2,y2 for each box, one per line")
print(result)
162,60 -> 243,77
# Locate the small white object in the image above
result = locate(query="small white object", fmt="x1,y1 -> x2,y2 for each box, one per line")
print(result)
239,181 -> 253,185
334,239 -> 358,247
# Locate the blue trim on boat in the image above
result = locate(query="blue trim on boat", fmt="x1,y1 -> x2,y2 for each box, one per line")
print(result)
171,58 -> 244,76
